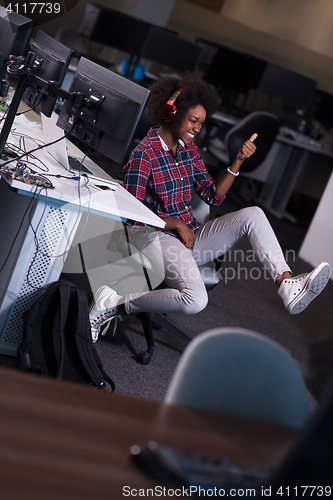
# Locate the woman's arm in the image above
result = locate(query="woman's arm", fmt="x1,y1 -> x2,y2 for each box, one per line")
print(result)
159,218 -> 195,249
216,133 -> 257,198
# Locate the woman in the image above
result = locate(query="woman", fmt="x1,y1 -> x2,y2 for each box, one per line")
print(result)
89,74 -> 330,341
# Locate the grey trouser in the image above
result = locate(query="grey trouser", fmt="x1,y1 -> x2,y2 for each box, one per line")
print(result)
124,206 -> 291,315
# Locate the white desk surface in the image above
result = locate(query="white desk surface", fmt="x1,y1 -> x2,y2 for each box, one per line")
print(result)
0,109 -> 165,228
276,133 -> 333,158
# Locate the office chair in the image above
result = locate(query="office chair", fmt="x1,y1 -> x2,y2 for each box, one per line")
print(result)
116,190 -> 221,365
207,111 -> 280,204
165,327 -> 310,428
108,190 -> 222,365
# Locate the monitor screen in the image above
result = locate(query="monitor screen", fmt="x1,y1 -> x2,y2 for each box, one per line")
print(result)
195,37 -> 220,74
140,26 -> 202,74
77,2 -> 152,56
23,30 -> 73,117
0,5 -> 34,81
312,89 -> 333,128
205,45 -> 265,94
256,62 -> 317,110
56,57 -> 150,164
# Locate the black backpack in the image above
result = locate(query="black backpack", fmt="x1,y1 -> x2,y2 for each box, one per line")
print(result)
17,279 -> 115,391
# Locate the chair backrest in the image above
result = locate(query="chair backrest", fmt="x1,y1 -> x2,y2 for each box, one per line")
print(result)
225,111 -> 279,173
165,327 -> 310,428
191,189 -> 210,225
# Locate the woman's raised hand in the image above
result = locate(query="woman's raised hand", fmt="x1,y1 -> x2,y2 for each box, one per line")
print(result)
236,133 -> 258,161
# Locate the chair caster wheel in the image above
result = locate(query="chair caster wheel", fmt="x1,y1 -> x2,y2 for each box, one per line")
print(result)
132,349 -> 153,365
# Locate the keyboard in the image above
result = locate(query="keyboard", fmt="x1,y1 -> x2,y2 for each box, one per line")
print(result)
279,127 -> 321,148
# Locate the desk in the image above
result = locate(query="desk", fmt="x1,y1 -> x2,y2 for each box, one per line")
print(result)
0,109 -> 164,356
0,366 -> 298,499
210,110 -> 241,126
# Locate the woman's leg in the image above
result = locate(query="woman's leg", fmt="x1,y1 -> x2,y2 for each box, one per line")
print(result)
192,205 -> 330,314
89,231 -> 208,340
123,231 -> 208,315
193,206 -> 291,281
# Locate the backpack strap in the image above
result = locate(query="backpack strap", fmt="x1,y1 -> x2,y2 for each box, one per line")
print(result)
56,282 -> 71,379
75,286 -> 115,391
18,300 -> 43,373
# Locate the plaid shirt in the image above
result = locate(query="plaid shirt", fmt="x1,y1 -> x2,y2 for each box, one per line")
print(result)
123,128 -> 224,238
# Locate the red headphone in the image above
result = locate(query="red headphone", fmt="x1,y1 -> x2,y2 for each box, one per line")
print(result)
161,87 -> 185,122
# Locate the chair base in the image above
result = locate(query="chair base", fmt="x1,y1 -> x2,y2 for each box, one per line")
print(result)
135,312 -> 192,365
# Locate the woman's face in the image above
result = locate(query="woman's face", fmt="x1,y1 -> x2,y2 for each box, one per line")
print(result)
176,104 -> 206,145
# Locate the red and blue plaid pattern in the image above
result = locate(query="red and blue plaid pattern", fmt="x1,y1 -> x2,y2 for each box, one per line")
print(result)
123,128 -> 224,237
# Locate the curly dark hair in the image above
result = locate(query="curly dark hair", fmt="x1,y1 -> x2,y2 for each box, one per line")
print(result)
147,73 -> 221,131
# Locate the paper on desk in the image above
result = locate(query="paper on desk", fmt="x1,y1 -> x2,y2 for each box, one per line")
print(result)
13,114 -> 42,128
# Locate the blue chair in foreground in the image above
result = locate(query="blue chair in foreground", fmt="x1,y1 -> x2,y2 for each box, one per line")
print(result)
165,327 -> 310,428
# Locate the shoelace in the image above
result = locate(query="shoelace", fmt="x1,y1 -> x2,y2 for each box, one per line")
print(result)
92,312 -> 123,337
284,273 -> 306,284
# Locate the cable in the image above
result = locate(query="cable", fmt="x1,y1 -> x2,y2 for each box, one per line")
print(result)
16,99 -> 42,116
0,120 -> 77,169
0,121 -> 98,287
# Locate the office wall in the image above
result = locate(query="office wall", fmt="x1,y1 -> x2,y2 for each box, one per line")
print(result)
222,0 -> 333,58
169,0 -> 333,93
299,170 -> 333,273
132,0 -> 176,27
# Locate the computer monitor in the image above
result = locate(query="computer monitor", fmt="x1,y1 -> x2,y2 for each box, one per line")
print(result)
256,62 -> 317,110
0,30 -> 72,158
77,2 -> 152,57
0,5 -> 34,81
195,37 -> 220,75
140,26 -> 202,74
205,45 -> 265,94
23,30 -> 73,117
311,89 -> 333,128
56,57 -> 150,164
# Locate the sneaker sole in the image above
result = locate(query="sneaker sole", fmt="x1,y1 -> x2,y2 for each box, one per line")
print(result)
288,263 -> 331,314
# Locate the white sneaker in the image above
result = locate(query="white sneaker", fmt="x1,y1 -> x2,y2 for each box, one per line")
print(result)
89,286 -> 123,342
278,262 -> 331,314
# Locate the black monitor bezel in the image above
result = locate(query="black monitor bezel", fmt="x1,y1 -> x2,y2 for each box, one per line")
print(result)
77,1 -> 152,57
56,57 -> 150,165
256,62 -> 317,110
24,30 -> 73,117
205,44 -> 265,95
140,26 -> 202,74
0,5 -> 34,81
